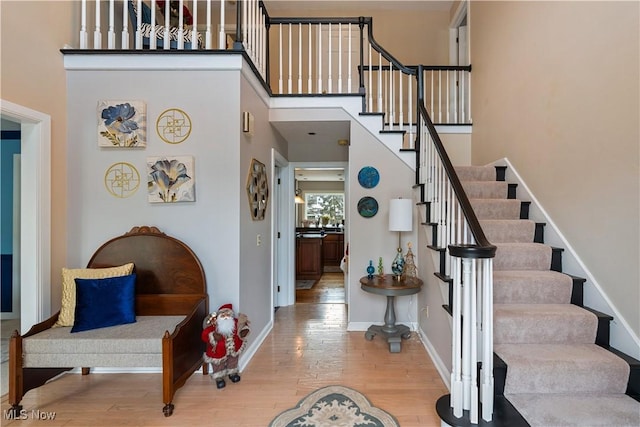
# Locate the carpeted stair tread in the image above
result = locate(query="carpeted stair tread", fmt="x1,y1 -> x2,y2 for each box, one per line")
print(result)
480,219 -> 535,243
470,198 -> 521,220
455,165 -> 496,182
494,242 -> 551,270
495,343 -> 631,394
505,393 -> 640,427
494,304 -> 597,344
461,181 -> 508,199
494,270 -> 573,304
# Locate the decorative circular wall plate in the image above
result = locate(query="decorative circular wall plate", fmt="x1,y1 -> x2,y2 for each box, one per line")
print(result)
357,196 -> 378,218
357,166 -> 380,188
104,162 -> 140,198
156,108 -> 192,144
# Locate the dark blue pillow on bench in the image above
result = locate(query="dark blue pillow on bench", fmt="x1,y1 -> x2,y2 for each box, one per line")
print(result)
71,274 -> 137,333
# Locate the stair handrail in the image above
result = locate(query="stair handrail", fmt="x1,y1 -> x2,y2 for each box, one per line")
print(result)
416,101 -> 495,258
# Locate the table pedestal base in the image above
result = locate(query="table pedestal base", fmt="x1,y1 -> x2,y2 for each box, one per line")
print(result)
364,324 -> 412,353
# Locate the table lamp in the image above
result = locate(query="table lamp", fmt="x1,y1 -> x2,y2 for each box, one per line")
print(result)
389,198 -> 413,280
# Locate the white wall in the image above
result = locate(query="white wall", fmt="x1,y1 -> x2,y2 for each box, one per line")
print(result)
65,57 -> 296,352
347,119 -> 418,328
469,1 -> 640,346
239,69 -> 288,336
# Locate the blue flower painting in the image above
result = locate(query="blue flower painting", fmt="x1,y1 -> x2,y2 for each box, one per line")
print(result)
98,100 -> 146,147
147,156 -> 195,203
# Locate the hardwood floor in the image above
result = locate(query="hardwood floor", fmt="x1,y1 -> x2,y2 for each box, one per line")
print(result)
296,271 -> 345,304
1,283 -> 447,426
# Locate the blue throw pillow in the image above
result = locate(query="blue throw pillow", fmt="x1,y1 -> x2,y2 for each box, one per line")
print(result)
71,274 -> 137,333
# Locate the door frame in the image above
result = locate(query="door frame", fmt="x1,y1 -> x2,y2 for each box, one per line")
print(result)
271,148 -> 289,310
0,100 -> 51,333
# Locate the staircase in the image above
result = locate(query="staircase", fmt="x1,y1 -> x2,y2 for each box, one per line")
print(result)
432,164 -> 640,426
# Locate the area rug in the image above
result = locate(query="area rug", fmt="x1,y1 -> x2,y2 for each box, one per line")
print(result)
296,280 -> 316,290
269,385 -> 399,427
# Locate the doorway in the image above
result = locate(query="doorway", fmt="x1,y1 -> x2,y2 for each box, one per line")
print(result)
293,164 -> 347,305
0,100 -> 52,333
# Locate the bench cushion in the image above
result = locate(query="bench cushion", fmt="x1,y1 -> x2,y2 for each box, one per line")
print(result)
24,315 -> 185,367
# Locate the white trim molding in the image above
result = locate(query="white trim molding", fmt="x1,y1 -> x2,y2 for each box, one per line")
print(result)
0,99 -> 51,333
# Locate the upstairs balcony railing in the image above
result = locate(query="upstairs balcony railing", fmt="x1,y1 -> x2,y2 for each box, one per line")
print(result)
76,1 -> 494,423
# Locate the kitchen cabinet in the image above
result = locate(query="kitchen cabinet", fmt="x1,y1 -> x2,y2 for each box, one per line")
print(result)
296,236 -> 323,280
322,233 -> 344,266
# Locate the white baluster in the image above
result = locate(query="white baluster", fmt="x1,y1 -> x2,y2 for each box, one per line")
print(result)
288,23 -> 292,94
368,44 -> 372,112
149,0 -> 156,49
176,0 -> 184,49
278,24 -> 283,94
430,71 -> 434,120
218,0 -> 225,49
470,258 -> 479,423
242,0 -> 247,51
451,256 -> 463,418
446,71 -> 451,123
327,23 -> 332,94
461,257 -> 472,412
106,0 -> 115,50
308,24 -> 312,93
437,70 -> 441,123
337,23 -> 342,94
205,0 -> 212,49
389,62 -> 393,129
298,23 -> 302,93
317,24 -> 322,94
454,70 -> 459,124
94,0 -> 102,49
80,0 -> 88,49
190,0 -> 197,50
377,52 -> 382,113
163,0 -> 170,49
399,69 -> 404,132
467,70 -> 472,124
136,0 -> 143,49
121,0 -> 129,49
481,259 -> 494,421
461,69 -> 466,124
408,74 -> 413,147
347,23 -> 352,92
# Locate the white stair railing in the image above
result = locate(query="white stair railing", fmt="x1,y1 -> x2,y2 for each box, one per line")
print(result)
418,100 -> 495,423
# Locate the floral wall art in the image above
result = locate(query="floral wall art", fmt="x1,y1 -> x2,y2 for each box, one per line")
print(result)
147,156 -> 195,203
97,100 -> 146,147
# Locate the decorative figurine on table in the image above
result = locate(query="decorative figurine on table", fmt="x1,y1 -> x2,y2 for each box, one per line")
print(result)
402,242 -> 417,279
366,260 -> 375,279
377,257 -> 385,277
201,304 -> 250,389
391,247 -> 405,280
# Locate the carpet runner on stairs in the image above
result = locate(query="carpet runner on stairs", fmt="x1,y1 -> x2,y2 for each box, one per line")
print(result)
455,165 -> 640,427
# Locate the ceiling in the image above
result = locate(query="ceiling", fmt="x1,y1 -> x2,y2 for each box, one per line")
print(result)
271,120 -> 350,149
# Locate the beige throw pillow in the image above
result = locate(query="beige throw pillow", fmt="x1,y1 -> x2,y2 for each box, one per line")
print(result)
54,263 -> 135,327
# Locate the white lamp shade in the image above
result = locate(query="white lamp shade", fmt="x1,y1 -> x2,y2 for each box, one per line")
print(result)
389,198 -> 413,232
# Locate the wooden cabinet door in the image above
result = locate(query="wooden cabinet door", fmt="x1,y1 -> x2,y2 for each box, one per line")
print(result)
322,234 -> 341,266
296,238 -> 323,280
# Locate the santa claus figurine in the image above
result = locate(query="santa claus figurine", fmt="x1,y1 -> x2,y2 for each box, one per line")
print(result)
201,304 -> 250,389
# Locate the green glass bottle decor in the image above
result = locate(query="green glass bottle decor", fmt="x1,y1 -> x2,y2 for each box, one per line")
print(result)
377,256 -> 384,277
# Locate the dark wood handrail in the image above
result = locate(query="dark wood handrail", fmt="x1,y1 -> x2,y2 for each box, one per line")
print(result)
417,102 -> 495,259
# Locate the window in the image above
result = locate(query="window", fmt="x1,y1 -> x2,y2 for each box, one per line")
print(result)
304,192 -> 344,226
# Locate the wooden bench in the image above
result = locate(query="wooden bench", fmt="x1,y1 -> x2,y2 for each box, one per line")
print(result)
8,226 -> 209,416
